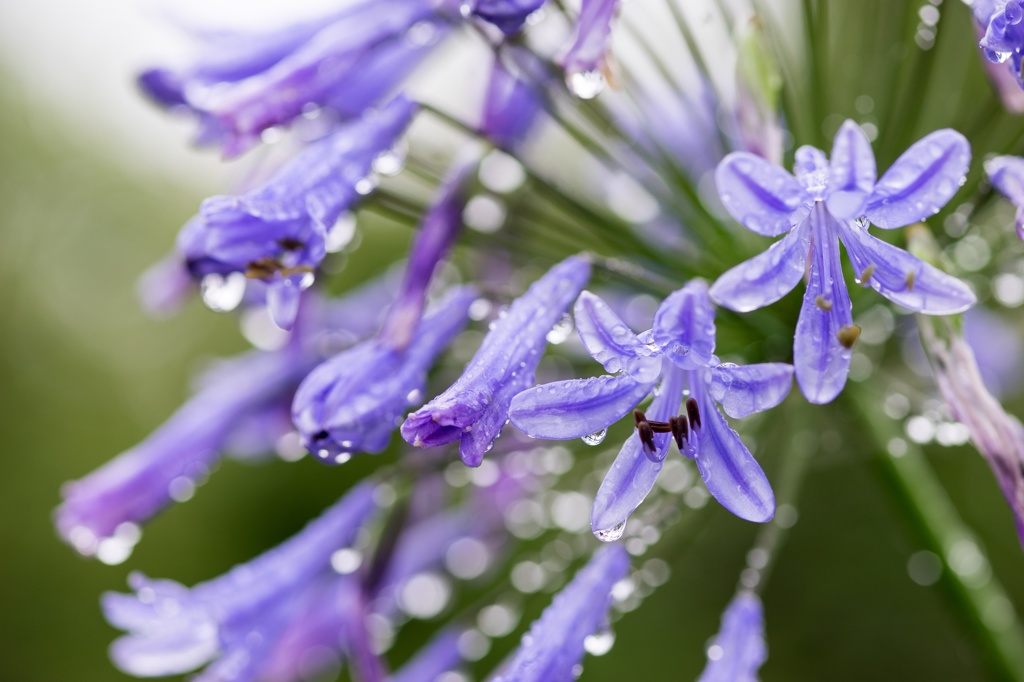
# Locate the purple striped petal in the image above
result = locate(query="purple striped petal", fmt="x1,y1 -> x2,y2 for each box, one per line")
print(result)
293,286 -> 476,462
864,129 -> 971,229
716,152 -> 810,236
697,592 -> 767,682
709,220 -> 810,313
591,361 -> 684,540
837,220 -> 975,314
692,373 -> 775,523
481,54 -> 543,152
493,545 -> 630,682
794,208 -> 853,404
652,280 -> 717,371
574,290 -> 660,382
825,120 -> 876,219
401,255 -> 591,467
707,362 -> 794,419
509,374 -> 653,440
987,155 -> 1024,239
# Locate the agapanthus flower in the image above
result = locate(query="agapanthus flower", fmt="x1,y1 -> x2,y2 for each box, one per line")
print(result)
467,0 -> 547,36
559,0 -> 620,99
711,120 -> 976,404
510,281 -> 792,532
986,154 -> 1024,238
480,56 -> 543,152
179,95 -> 416,330
140,0 -> 458,155
492,545 -> 629,682
401,254 -> 592,467
697,592 -> 767,682
102,482 -> 379,678
971,0 -> 1024,89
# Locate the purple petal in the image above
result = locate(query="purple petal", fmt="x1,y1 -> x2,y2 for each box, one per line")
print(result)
574,290 -> 660,382
591,361 -> 685,539
401,256 -> 591,466
268,276 -> 304,331
293,286 -> 476,461
652,280 -> 717,371
837,220 -> 976,314
509,374 -> 653,440
697,592 -> 767,682
716,152 -> 810,236
707,362 -> 794,419
493,546 -> 630,682
391,628 -> 463,682
825,120 -> 876,219
986,155 -> 1024,212
793,208 -> 853,404
709,220 -> 810,313
481,53 -> 543,151
470,0 -> 546,36
691,372 -> 774,522
793,145 -> 828,180
864,129 -> 971,229
560,0 -> 620,83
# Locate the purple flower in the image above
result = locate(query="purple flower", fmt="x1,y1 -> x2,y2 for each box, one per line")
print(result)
55,346 -> 315,561
986,155 -> 1024,239
510,281 -> 792,532
390,627 -> 463,682
481,56 -> 543,152
559,0 -> 620,99
401,255 -> 592,467
102,482 -> 379,678
711,120 -> 975,404
971,0 -> 1024,90
697,592 -> 767,682
922,320 -> 1024,547
468,0 -> 547,36
293,286 -> 477,463
492,545 -> 629,682
141,0 -> 456,155
180,96 -> 417,330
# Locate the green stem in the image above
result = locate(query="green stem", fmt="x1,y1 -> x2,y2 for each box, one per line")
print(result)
850,389 -> 1024,682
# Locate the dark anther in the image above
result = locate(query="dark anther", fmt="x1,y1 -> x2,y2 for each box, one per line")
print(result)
245,257 -> 282,280
633,409 -> 647,427
686,398 -> 701,430
669,415 -> 688,450
277,237 -> 304,251
312,430 -> 329,442
638,420 -> 657,456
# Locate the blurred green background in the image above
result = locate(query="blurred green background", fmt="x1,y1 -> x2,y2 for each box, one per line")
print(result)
4,1 -> 1024,680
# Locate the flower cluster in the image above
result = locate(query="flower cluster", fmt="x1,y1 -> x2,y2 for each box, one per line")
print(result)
52,0 -> 1024,679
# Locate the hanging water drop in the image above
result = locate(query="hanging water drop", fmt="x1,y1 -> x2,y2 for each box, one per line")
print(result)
200,272 -> 246,312
567,70 -> 605,99
583,627 -> 616,656
546,313 -> 574,344
581,429 -> 607,446
326,212 -> 357,252
593,521 -> 626,543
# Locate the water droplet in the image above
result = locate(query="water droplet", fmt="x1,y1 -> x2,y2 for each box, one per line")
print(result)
584,627 -> 616,656
581,429 -> 607,446
372,144 -> 407,177
593,521 -> 626,543
567,70 -> 605,99
200,272 -> 246,312
355,175 -> 379,195
326,212 -> 357,252
406,388 -> 423,404
546,313 -> 573,344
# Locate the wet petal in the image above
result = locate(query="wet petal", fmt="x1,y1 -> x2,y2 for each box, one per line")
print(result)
837,220 -> 975,314
825,120 -> 876,219
268,277 -> 303,331
987,155 -> 1024,206
794,209 -> 853,404
707,363 -> 794,419
509,374 -> 653,440
697,592 -> 767,682
591,362 -> 685,539
693,377 -> 775,523
715,152 -> 810,236
709,221 -> 810,313
652,281 -> 717,371
864,129 -> 971,229
574,290 -> 660,382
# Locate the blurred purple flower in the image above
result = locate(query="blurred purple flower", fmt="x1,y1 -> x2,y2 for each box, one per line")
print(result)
401,255 -> 591,467
481,56 -> 543,152
971,0 -> 1024,92
697,592 -> 767,682
469,0 -> 547,36
711,120 -> 975,404
102,482 -> 379,678
140,0 -> 457,155
180,96 -> 416,330
986,154 -> 1024,239
511,282 -> 789,532
493,545 -> 629,682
